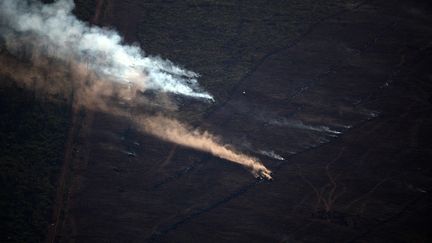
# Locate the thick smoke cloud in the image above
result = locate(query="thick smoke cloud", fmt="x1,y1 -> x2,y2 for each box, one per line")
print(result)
0,0 -> 212,100
0,0 -> 272,179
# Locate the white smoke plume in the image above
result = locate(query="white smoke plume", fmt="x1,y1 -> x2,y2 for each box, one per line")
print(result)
0,0 -> 272,179
268,118 -> 341,135
257,150 -> 285,161
0,0 -> 213,100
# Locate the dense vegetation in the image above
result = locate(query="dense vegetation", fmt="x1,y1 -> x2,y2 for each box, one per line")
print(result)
0,77 -> 70,242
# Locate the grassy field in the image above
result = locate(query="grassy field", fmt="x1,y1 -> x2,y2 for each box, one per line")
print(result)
0,1 -> 95,241
0,77 -> 70,242
134,0 -> 357,103
0,0 -> 351,242
2,0 -> 430,242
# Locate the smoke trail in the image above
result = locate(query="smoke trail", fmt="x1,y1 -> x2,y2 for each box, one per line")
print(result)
138,116 -> 272,179
0,0 -> 213,100
268,118 -> 341,134
0,0 -> 271,179
257,150 -> 285,161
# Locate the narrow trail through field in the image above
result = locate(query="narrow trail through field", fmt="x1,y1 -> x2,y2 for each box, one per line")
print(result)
91,0 -> 104,24
45,6 -> 105,242
45,105 -> 76,243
